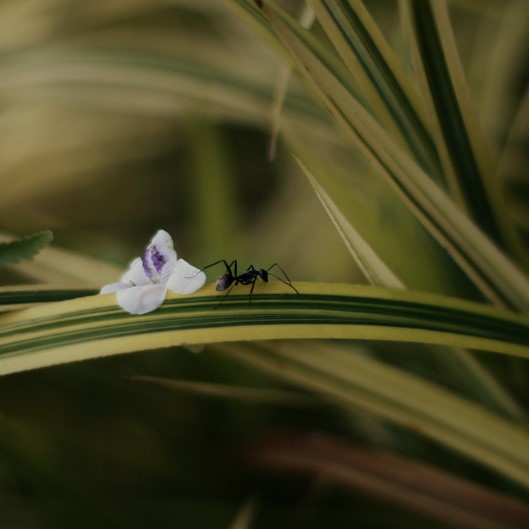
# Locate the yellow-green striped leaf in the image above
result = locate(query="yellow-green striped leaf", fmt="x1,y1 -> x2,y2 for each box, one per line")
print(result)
244,0 -> 529,311
1,283 -> 529,375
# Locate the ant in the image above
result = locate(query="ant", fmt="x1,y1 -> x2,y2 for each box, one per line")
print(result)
202,259 -> 299,302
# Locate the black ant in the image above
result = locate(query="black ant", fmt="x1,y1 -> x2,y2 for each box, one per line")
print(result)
202,259 -> 299,302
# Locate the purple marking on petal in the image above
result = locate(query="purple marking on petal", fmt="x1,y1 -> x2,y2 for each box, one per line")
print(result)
142,250 -> 153,281
143,244 -> 168,281
151,246 -> 167,273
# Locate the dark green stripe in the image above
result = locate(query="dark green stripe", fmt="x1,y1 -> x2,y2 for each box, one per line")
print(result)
267,0 -> 516,309
323,0 -> 442,181
0,289 -> 96,306
411,0 -> 503,245
330,97 -> 514,310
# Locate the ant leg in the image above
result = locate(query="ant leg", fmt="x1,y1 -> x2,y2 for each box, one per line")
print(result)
188,259 -> 236,279
248,276 -> 258,303
221,282 -> 236,301
213,282 -> 237,308
267,263 -> 300,294
201,259 -> 236,273
231,259 -> 239,278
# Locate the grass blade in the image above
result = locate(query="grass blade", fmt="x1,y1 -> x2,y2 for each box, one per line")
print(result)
0,285 -> 95,311
293,154 -> 525,422
249,0 -> 529,311
400,0 -> 515,250
307,0 -> 442,181
129,375 -> 316,405
2,283 -> 529,377
218,340 -> 529,489
294,156 -> 404,289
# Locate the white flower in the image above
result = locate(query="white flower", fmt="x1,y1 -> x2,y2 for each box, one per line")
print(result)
100,230 -> 206,314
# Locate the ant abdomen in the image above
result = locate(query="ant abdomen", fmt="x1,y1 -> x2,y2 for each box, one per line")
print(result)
216,275 -> 232,292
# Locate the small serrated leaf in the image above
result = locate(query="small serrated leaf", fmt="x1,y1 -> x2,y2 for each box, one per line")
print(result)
0,231 -> 54,270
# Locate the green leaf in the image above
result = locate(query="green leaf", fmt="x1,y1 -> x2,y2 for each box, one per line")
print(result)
218,340 -> 529,490
129,375 -> 316,405
294,155 -> 404,289
0,230 -> 122,285
247,0 -> 529,311
3,283 -> 529,487
0,231 -> 54,271
2,282 -> 529,377
306,0 -> 442,182
400,0 -> 514,250
0,285 -> 95,312
286,138 -> 477,297
0,50 -> 327,135
292,155 -> 525,423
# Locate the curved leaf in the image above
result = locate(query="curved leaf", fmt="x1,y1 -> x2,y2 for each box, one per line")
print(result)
307,0 -> 442,181
292,155 -> 525,422
246,0 -> 529,311
0,285 -> 95,312
219,341 -> 529,489
1,282 -> 529,376
401,0 -> 513,249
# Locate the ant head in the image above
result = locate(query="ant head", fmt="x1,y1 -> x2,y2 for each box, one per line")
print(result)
216,275 -> 233,292
259,269 -> 269,281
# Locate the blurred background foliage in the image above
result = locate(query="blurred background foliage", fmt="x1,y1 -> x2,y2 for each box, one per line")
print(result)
1,0 -> 529,528
0,0 -> 355,282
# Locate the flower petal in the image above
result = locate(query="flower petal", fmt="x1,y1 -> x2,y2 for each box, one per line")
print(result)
121,257 -> 151,286
166,259 -> 206,294
100,282 -> 130,294
116,284 -> 168,314
142,230 -> 177,284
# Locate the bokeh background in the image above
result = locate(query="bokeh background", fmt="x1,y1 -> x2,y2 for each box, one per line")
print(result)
0,0 -> 357,283
1,1 -> 529,528
0,2 -> 361,527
